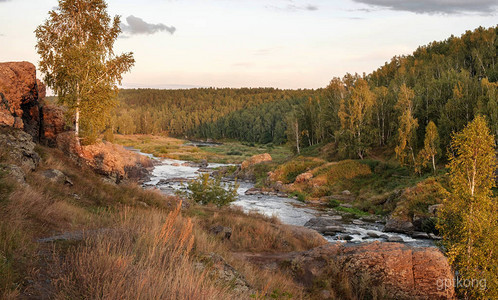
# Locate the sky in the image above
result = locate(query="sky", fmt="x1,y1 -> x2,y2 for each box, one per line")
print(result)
0,0 -> 497,90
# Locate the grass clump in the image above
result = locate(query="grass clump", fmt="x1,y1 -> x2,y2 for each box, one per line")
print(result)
270,157 -> 325,184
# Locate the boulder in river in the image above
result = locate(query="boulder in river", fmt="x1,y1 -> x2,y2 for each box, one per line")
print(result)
304,217 -> 346,234
411,232 -> 430,239
384,217 -> 414,234
386,235 -> 404,243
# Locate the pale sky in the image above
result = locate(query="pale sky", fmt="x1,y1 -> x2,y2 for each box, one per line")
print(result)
0,0 -> 497,89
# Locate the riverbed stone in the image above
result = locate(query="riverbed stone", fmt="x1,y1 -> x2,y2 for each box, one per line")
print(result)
387,235 -> 404,242
411,232 -> 430,239
367,231 -> 380,238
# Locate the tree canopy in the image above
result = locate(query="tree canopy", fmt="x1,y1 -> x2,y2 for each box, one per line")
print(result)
438,115 -> 497,299
35,0 -> 135,144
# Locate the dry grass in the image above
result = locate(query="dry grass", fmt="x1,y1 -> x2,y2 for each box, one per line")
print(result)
0,143 -> 312,299
190,206 -> 326,253
269,157 -> 326,184
52,203 -> 235,300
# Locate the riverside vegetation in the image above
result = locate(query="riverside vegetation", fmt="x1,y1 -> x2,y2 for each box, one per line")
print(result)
0,0 -> 496,298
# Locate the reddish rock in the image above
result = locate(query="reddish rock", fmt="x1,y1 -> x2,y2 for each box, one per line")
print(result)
0,62 -> 44,139
241,153 -> 272,170
41,104 -> 66,146
80,141 -> 153,182
294,172 -> 313,183
243,242 -> 455,299
36,79 -> 46,100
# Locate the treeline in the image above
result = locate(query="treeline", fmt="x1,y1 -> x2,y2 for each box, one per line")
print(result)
288,26 -> 497,166
189,97 -> 306,144
113,88 -> 315,141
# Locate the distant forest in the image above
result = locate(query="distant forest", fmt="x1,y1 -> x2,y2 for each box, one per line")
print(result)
113,88 -> 316,144
114,26 -> 497,160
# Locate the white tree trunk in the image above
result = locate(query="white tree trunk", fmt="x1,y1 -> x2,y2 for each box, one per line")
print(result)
295,121 -> 300,155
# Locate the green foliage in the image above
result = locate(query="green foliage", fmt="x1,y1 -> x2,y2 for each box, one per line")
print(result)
113,88 -> 315,145
182,173 -> 238,207
417,121 -> 440,173
35,0 -> 134,143
289,26 -> 497,163
438,115 -> 497,299
289,191 -> 307,202
327,199 -> 340,208
334,206 -> 369,217
392,177 -> 447,220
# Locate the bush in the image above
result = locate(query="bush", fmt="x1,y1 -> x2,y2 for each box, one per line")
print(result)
328,199 -> 340,208
226,150 -> 242,156
182,173 -> 238,207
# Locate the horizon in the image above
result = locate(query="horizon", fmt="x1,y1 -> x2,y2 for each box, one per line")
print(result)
0,0 -> 497,90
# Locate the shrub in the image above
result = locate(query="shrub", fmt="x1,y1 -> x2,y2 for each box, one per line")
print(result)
182,173 -> 238,207
226,150 -> 242,156
328,199 -> 340,208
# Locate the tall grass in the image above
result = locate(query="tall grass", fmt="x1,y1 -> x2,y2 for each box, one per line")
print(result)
52,203 -> 235,299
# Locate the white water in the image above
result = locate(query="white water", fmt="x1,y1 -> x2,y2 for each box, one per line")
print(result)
136,150 -> 433,247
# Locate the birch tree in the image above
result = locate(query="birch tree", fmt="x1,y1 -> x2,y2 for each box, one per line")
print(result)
35,0 -> 134,144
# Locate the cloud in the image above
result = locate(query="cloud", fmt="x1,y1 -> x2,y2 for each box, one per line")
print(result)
267,2 -> 319,12
351,0 -> 498,14
121,15 -> 176,35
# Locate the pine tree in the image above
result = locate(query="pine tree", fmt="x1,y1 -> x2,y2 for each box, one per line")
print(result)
438,115 -> 497,299
35,0 -> 135,144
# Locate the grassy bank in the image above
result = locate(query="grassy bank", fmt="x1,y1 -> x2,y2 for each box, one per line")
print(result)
0,140 -> 322,299
114,134 -> 292,164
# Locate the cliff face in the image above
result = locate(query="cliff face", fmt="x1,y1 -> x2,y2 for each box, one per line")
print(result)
0,61 -> 67,145
0,62 -> 43,135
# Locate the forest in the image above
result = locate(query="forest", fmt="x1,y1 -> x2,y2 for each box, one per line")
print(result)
289,26 -> 497,164
113,87 -> 315,143
113,26 -> 497,168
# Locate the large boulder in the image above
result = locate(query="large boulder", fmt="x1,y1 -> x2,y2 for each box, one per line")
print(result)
0,62 -> 43,139
79,141 -> 153,183
240,153 -> 272,170
243,242 -> 455,299
384,217 -> 415,234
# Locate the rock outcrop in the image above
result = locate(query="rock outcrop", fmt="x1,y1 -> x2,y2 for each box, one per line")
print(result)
240,153 -> 272,170
0,61 -> 69,146
0,62 -> 43,138
242,242 -> 455,299
41,104 -> 66,146
79,141 -> 153,183
0,126 -> 40,171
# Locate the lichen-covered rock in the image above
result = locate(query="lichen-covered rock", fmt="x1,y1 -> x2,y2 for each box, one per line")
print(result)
0,164 -> 26,184
0,126 -> 40,170
80,141 -> 153,183
241,153 -> 272,170
41,169 -> 73,186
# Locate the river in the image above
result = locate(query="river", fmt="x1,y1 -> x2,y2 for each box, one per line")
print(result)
137,152 -> 434,247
